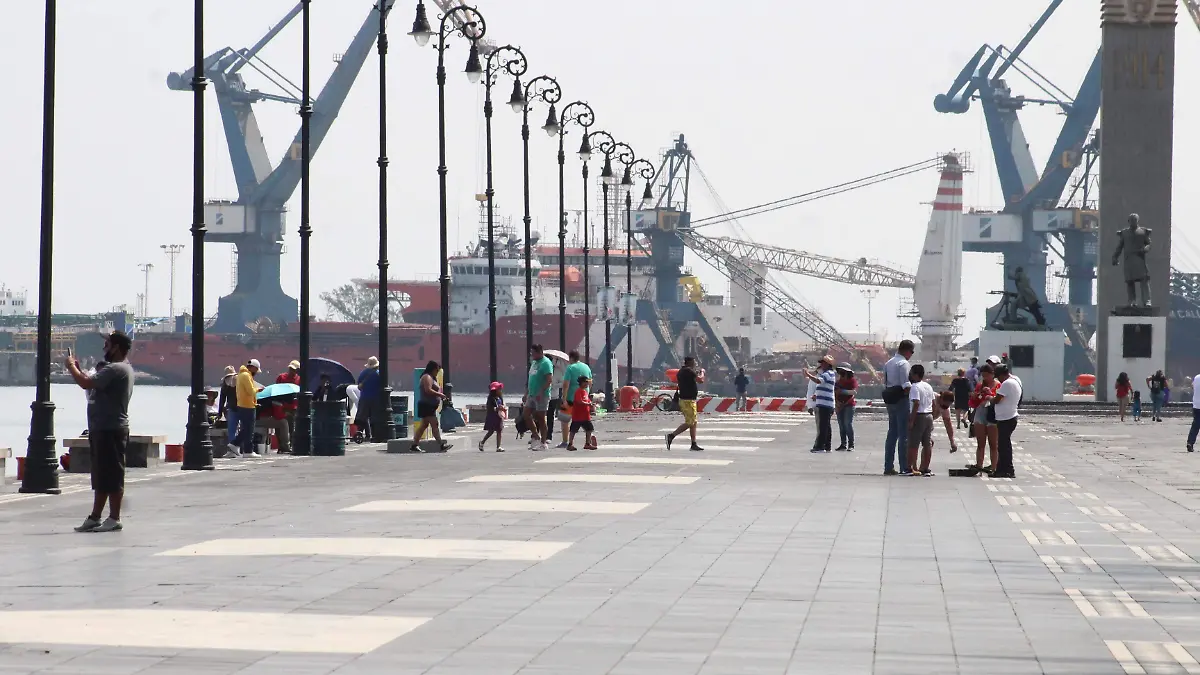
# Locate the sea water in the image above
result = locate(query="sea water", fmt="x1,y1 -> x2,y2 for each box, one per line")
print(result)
0,385 -> 487,477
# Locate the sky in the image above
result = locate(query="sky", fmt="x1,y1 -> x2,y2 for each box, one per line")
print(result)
3,1 -> 1200,345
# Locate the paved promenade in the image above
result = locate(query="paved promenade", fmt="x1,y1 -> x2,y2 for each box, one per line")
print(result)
2,411 -> 1200,674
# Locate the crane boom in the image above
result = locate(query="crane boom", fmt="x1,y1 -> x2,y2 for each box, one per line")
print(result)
1187,0 -> 1200,31
687,234 -> 915,289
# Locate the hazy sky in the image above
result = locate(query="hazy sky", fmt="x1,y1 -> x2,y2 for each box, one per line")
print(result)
4,1 -> 1200,344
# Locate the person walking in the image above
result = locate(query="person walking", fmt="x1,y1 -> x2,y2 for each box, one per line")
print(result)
355,357 -> 382,439
557,350 -> 592,447
882,339 -> 916,475
216,365 -> 238,444
734,367 -> 750,412
1115,372 -> 1132,422
935,390 -> 959,454
1147,370 -> 1168,422
68,331 -> 134,533
567,375 -> 598,451
666,356 -> 705,451
479,381 -> 506,452
906,364 -> 936,476
228,359 -> 262,458
834,363 -> 857,451
1187,372 -> 1200,452
965,357 -> 980,391
276,360 -> 301,441
991,364 -> 1022,478
969,364 -> 999,474
525,344 -> 554,451
805,356 -> 837,453
950,368 -> 971,429
409,361 -> 449,452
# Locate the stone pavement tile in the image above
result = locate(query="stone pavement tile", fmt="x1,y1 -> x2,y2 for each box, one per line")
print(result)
953,654 -> 1048,675
873,652 -> 959,675
608,651 -> 707,675
786,648 -> 875,674
697,650 -> 793,675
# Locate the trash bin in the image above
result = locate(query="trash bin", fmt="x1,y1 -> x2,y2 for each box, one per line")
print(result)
312,400 -> 348,456
390,394 -> 410,439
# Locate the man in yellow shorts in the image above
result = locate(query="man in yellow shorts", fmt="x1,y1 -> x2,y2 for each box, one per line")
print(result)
666,356 -> 705,451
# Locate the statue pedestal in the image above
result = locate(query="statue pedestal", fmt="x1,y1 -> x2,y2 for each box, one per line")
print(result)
978,329 -> 1066,402
1104,315 -> 1166,401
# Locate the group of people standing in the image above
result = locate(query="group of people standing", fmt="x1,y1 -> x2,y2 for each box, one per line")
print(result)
1114,370 -> 1170,423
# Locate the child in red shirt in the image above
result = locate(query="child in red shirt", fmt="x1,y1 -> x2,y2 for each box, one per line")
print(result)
568,375 -> 597,451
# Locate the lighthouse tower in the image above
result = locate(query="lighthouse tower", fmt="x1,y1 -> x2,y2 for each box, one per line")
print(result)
914,155 -> 965,363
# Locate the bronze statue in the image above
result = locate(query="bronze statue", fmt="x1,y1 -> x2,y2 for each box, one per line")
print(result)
1008,267 -> 1046,326
1112,213 -> 1152,307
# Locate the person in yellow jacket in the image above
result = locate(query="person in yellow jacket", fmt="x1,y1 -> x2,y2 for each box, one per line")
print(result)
228,359 -> 263,458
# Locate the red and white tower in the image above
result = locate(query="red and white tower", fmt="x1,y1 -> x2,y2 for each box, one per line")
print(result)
914,154 -> 965,362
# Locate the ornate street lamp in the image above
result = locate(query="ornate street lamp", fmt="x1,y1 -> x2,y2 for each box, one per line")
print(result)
553,101 -> 594,352
292,0 -> 315,456
182,0 -> 214,470
481,44 -> 527,383
371,1 -> 396,443
22,0 -> 61,493
625,158 -> 656,389
409,1 -> 486,398
509,74 -> 562,360
579,130 -> 614,366
599,141 -> 625,412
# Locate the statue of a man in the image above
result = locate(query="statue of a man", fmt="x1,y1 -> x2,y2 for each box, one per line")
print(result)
1111,213 -> 1152,307
1009,266 -> 1046,325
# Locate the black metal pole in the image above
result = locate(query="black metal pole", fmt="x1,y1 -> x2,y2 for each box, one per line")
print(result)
21,0 -> 61,494
374,1 -> 395,443
602,181 -> 612,411
484,71 -> 498,383
293,0 -> 313,455
434,20 -> 452,397
182,0 -> 214,471
557,129 -> 567,352
581,162 -> 590,363
521,105 -> 533,361
625,189 -> 633,388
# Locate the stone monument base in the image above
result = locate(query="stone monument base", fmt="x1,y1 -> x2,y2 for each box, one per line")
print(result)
1105,315 -> 1166,399
978,329 -> 1066,402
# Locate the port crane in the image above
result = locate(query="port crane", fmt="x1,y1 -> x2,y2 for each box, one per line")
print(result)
934,0 -> 1101,377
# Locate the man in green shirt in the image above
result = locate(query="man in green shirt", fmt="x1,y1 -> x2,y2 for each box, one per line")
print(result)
557,350 -> 592,446
525,344 -> 554,451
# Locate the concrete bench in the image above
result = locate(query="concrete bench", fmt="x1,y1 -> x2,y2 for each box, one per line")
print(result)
62,434 -> 167,473
0,447 -> 9,485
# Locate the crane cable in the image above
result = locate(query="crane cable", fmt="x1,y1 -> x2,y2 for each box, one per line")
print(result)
689,157 -> 944,229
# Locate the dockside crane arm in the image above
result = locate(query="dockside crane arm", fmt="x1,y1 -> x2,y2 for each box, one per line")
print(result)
687,234 -> 915,290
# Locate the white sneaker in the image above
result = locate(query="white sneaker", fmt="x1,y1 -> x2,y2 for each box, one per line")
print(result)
95,517 -> 122,532
496,446 -> 505,453
247,451 -> 262,458
74,517 -> 101,533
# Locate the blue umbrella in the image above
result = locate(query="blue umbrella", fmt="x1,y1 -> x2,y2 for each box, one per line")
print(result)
257,382 -> 300,401
306,358 -> 355,393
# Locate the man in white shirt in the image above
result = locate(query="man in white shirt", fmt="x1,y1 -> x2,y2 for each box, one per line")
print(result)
991,364 -> 1022,477
883,339 -> 916,475
907,363 -> 936,476
1188,373 -> 1200,452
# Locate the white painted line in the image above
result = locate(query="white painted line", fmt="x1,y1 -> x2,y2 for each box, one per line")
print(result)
657,427 -> 768,433
536,456 -> 731,467
996,496 -> 1010,506
459,474 -> 700,485
1007,512 -> 1053,523
1101,523 -> 1153,534
1058,531 -> 1078,545
340,499 -> 649,515
1131,546 -> 1154,562
600,443 -> 758,452
627,435 -> 772,442
1170,577 -> 1199,595
158,538 -> 571,561
1008,512 -> 1021,523
1045,482 -> 1080,489
1169,546 -> 1195,563
1041,555 -> 1063,574
1105,640 -> 1145,674
1078,434 -> 1132,439
1165,643 -> 1200,674
1114,590 -> 1150,618
1022,530 -> 1040,546
1065,589 -> 1099,617
0,610 -> 427,654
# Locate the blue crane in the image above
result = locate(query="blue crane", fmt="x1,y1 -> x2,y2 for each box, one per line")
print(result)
934,0 -> 1101,376
167,1 -> 393,332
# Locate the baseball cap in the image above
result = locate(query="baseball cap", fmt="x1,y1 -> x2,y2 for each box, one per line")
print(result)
986,355 -> 1001,365
248,358 -> 261,369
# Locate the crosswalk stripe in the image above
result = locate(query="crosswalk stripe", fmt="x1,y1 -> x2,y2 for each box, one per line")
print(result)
340,499 -> 649,514
627,435 -> 772,442
599,443 -> 758,452
459,474 -> 700,485
536,456 -> 730,467
158,538 -> 572,561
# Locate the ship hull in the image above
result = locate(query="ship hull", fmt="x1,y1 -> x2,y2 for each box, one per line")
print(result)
115,314 -> 587,393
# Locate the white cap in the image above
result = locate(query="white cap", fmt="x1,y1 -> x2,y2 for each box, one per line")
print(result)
248,358 -> 261,369
985,355 -> 1001,365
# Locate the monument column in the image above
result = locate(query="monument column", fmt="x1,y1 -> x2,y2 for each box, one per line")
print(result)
1096,0 -> 1176,400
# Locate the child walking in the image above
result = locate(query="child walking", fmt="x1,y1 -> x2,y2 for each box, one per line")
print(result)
567,375 -> 598,451
1131,390 -> 1143,423
479,382 -> 507,452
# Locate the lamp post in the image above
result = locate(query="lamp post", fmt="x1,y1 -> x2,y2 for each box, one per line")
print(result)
508,74 -> 562,361
482,44 -> 527,383
554,101 -> 595,352
293,0 -> 314,456
21,0 -> 61,494
626,158 -> 656,388
611,143 -> 636,395
580,130 -> 613,366
372,1 -> 396,443
600,141 -> 623,412
181,0 -> 214,471
409,1 -> 485,398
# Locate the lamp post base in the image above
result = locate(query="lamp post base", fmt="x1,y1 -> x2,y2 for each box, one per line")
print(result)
372,386 -> 396,443
20,400 -> 60,494
293,392 -> 313,456
181,392 -> 215,471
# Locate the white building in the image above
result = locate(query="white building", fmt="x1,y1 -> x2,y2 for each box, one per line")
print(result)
0,286 -> 29,317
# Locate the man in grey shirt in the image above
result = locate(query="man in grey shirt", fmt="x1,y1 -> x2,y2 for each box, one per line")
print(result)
66,331 -> 134,533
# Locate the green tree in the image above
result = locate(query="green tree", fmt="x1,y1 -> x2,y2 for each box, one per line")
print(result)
320,279 -> 404,324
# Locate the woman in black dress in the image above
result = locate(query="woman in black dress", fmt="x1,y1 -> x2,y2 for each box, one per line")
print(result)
950,368 -> 971,429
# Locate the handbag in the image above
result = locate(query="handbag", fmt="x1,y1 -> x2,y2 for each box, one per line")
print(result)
882,386 -> 905,405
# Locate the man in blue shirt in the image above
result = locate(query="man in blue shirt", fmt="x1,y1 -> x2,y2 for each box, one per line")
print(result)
882,340 -> 915,474
805,355 -> 837,453
356,356 -> 382,438
734,367 -> 750,411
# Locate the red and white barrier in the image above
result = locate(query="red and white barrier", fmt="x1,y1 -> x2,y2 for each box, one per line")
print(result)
640,396 -> 810,413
